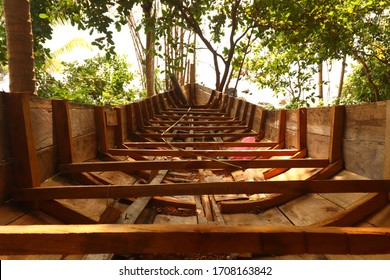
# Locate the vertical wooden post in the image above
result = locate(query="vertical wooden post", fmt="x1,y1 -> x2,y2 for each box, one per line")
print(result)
94,106 -> 108,154
126,104 -> 135,138
329,105 -> 345,163
257,109 -> 268,141
234,99 -> 243,120
5,92 -> 40,188
115,107 -> 125,148
298,107 -> 307,150
190,63 -> 196,107
277,110 -> 287,147
52,99 -> 74,164
383,101 -> 390,179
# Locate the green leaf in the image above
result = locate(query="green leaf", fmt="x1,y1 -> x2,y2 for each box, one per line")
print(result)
39,13 -> 49,19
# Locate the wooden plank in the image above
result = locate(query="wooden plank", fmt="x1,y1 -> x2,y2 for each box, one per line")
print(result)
329,106 -> 345,163
13,180 -> 390,201
5,92 -> 40,188
39,200 -> 96,224
278,194 -> 343,226
52,99 -> 74,164
154,214 -> 197,224
60,158 -> 329,174
1,224 -> 390,255
383,100 -> 390,179
116,169 -> 168,225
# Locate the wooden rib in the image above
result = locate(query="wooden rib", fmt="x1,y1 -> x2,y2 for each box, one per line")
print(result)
298,107 -> 307,150
94,106 -> 108,154
150,197 -> 196,209
313,193 -> 389,227
12,180 -> 390,201
220,160 -> 343,214
220,193 -> 302,214
5,92 -> 40,188
263,149 -> 307,180
329,105 -> 345,163
1,224 -> 390,255
52,99 -> 74,164
59,159 -> 330,173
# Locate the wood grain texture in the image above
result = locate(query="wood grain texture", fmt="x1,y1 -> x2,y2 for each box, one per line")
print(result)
0,224 -> 389,255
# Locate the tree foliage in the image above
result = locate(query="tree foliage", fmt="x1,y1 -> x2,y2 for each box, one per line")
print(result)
37,54 -> 142,105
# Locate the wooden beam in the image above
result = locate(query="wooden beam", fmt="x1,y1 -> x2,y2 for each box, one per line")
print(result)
0,224 -> 389,255
52,99 -> 74,164
298,107 -> 307,150
59,158 -> 330,173
277,110 -> 287,147
384,100 -> 390,179
142,124 -> 248,131
148,119 -> 241,125
114,107 -> 125,148
12,180 -> 390,201
5,92 -> 40,188
136,132 -> 258,139
329,105 -> 345,163
123,141 -> 278,148
108,148 -> 300,158
94,106 -> 108,154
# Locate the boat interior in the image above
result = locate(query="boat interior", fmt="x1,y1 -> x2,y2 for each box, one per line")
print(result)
0,83 -> 390,260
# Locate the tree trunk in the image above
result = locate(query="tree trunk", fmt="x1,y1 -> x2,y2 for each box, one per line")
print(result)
353,51 -> 381,101
143,1 -> 155,97
4,0 -> 36,94
318,61 -> 323,99
337,54 -> 347,98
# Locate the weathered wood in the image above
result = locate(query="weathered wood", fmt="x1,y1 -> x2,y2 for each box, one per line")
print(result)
39,200 -> 96,224
124,141 -> 278,148
142,124 -> 249,131
298,108 -> 307,150
150,196 -> 196,209
114,107 -> 125,148
108,148 -> 300,158
277,110 -> 287,146
94,106 -> 108,153
263,149 -> 307,180
12,180 -> 390,201
59,158 -> 330,173
6,93 -> 40,189
329,106 -> 345,163
1,224 -> 390,255
52,99 -> 74,164
384,100 -> 390,179
314,193 -> 389,226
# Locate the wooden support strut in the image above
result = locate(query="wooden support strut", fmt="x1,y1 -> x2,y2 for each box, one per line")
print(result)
1,224 -> 390,255
12,180 -> 390,201
5,92 -> 40,188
